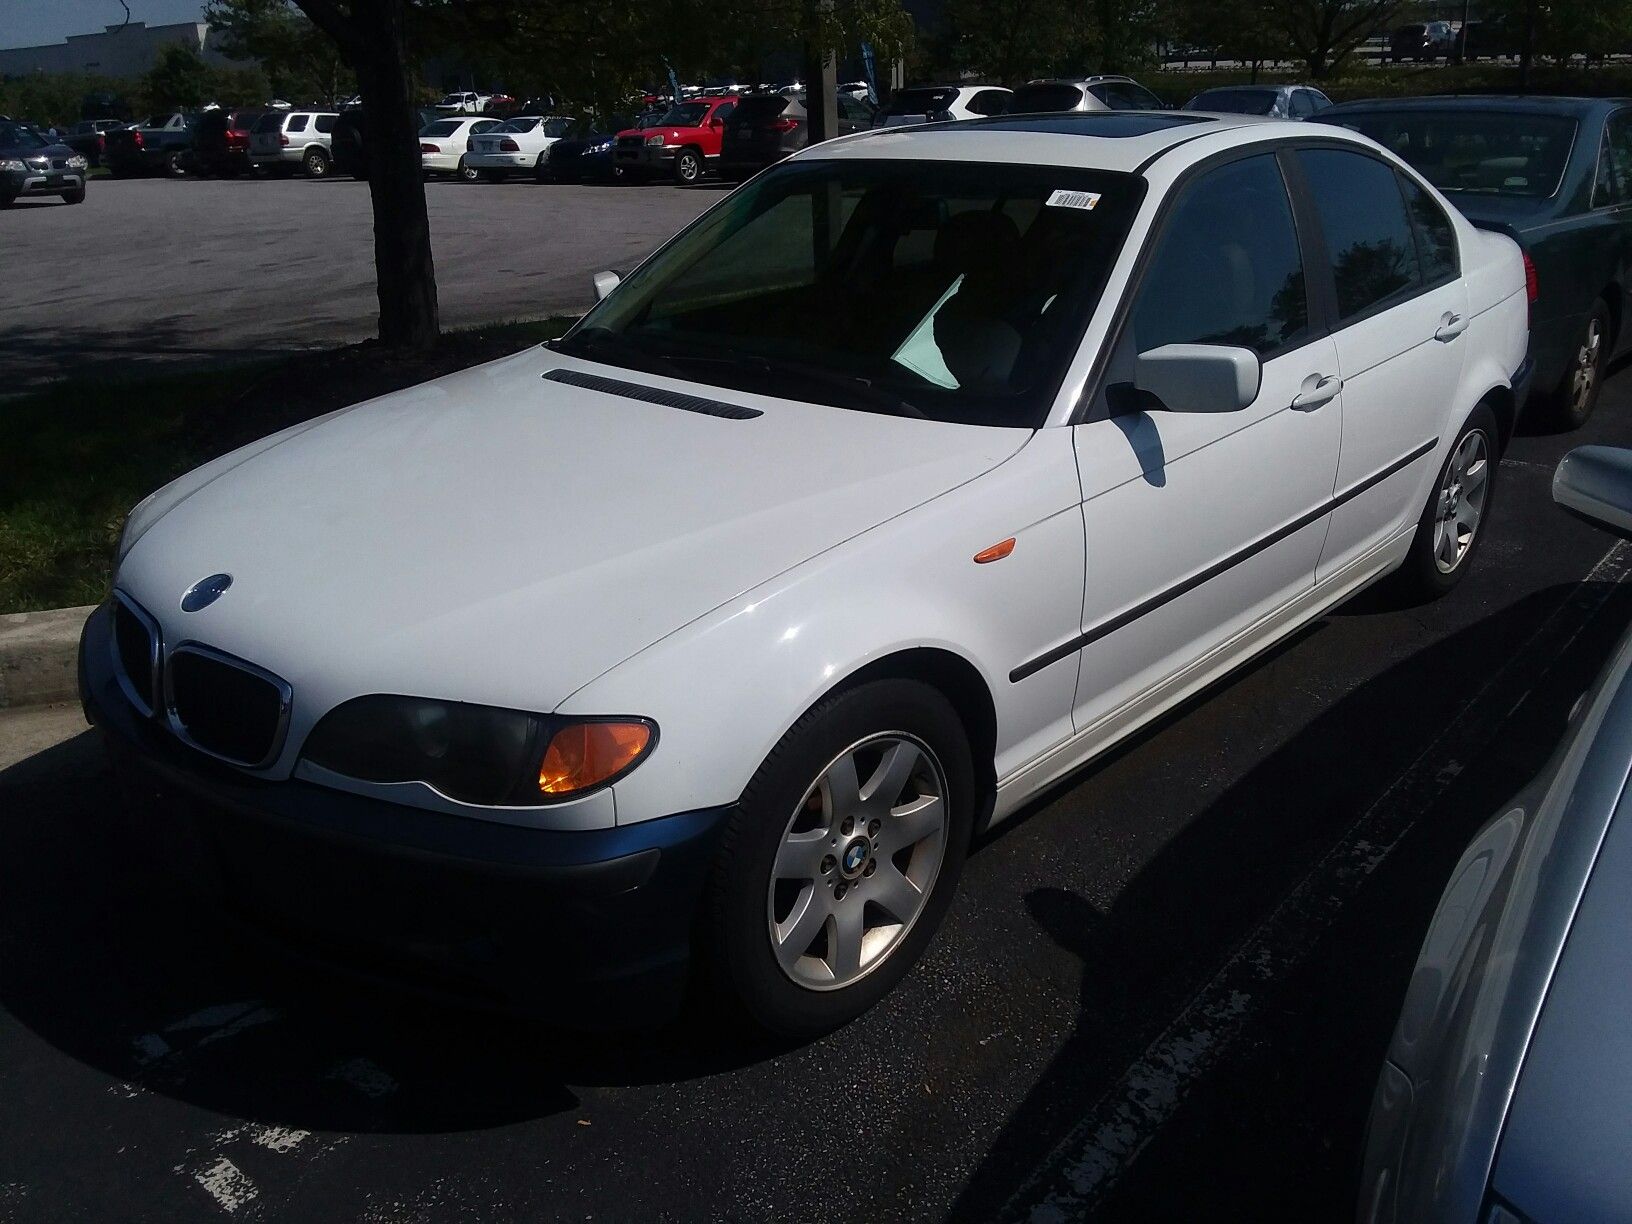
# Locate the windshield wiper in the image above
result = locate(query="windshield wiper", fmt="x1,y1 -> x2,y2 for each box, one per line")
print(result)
662,351 -> 929,420
551,328 -> 685,379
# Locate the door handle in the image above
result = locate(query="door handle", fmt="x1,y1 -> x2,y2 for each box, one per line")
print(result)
1434,312 -> 1469,342
1291,374 -> 1343,410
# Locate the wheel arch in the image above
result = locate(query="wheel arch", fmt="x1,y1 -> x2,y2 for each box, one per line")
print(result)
1598,283 -> 1622,351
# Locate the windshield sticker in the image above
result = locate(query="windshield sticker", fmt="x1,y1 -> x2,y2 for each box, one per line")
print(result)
1046,189 -> 1101,211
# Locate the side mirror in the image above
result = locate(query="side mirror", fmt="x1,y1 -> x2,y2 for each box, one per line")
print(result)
1553,446 -> 1632,541
1134,343 -> 1261,413
592,269 -> 621,301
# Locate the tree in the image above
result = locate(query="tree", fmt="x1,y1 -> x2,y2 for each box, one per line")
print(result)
1280,0 -> 1404,77
205,0 -> 353,104
144,43 -> 214,109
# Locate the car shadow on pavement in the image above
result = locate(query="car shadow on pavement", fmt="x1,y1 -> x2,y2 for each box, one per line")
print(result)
0,732 -> 791,1139
949,580 -> 1632,1221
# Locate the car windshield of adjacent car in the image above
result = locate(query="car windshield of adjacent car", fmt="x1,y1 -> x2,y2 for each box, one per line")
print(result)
421,119 -> 463,137
0,121 -> 47,148
497,117 -> 540,132
1331,110 -> 1578,198
1009,83 -> 1083,113
1190,88 -> 1277,114
659,102 -> 711,127
542,117 -> 575,137
560,157 -> 1145,427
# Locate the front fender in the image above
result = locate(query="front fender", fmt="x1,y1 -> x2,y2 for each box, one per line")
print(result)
578,428 -> 1087,826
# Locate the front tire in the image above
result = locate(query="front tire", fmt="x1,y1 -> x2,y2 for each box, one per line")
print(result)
1549,300 -> 1611,429
1395,403 -> 1499,600
673,148 -> 703,184
705,679 -> 975,1037
61,187 -> 85,204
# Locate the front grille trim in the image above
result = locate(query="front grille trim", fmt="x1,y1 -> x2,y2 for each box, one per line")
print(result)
163,641 -> 293,770
110,590 -> 162,717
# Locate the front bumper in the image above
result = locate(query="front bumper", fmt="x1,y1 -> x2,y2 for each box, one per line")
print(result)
3,167 -> 83,196
78,600 -> 730,1021
614,144 -> 678,171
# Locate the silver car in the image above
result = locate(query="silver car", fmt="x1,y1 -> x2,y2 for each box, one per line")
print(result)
1183,84 -> 1332,119
1359,445 -> 1632,1224
249,109 -> 340,178
1006,76 -> 1164,114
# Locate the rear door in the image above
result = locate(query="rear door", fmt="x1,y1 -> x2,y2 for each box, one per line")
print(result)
1069,150 -> 1343,730
1294,145 -> 1469,579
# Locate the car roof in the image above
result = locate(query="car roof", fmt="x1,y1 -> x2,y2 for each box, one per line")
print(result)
809,110 -> 1298,174
1324,94 -> 1626,117
1021,75 -> 1135,87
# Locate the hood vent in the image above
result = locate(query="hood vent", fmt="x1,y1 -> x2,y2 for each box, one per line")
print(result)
543,368 -> 762,420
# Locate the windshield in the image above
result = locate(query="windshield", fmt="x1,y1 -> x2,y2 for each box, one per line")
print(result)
0,121 -> 47,149
1330,111 -> 1578,198
560,159 -> 1144,427
1009,83 -> 1083,113
1189,88 -> 1277,114
658,102 -> 710,127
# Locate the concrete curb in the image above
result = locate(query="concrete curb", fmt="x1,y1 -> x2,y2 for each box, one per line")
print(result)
0,605 -> 94,710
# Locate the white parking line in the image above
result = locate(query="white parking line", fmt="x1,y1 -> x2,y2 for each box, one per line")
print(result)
1004,540 -> 1632,1222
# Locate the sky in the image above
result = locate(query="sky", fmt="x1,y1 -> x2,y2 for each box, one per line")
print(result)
0,0 -> 207,50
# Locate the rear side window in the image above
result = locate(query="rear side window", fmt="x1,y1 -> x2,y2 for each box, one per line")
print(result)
422,119 -> 461,137
1289,91 -> 1315,118
1130,153 -> 1308,357
253,112 -> 283,133
315,114 -> 337,133
1108,83 -> 1162,111
1010,83 -> 1084,113
886,87 -> 957,116
967,89 -> 1011,116
1296,148 -> 1421,320
287,114 -> 309,133
1606,110 -> 1632,203
1399,173 -> 1458,283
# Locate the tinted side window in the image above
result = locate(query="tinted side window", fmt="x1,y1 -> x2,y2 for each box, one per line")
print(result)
1593,129 -> 1618,207
1116,83 -> 1163,111
1607,111 -> 1632,203
315,114 -> 337,133
1290,91 -> 1314,118
1131,153 -> 1308,357
287,114 -> 309,133
968,89 -> 1010,116
1296,148 -> 1421,320
1398,173 -> 1458,283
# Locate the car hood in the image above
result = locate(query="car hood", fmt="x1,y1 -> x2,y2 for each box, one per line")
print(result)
118,347 -> 1026,723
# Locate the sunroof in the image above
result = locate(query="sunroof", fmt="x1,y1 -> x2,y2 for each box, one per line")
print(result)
961,112 -> 1211,138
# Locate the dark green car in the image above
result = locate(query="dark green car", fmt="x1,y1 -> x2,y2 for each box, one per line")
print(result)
1323,96 -> 1632,428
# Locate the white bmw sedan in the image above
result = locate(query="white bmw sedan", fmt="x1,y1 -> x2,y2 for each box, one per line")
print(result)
84,112 -> 1531,1036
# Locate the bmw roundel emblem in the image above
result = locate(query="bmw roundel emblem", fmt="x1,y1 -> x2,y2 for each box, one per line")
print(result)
843,840 -> 868,874
181,573 -> 233,612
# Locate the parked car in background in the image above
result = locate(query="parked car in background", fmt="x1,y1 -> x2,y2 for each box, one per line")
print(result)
1389,21 -> 1456,61
1184,84 -> 1332,118
87,112 -> 1527,1037
1455,18 -> 1522,61
419,115 -> 501,180
466,114 -> 574,181
614,95 -> 737,183
1324,95 -> 1632,427
0,119 -> 87,205
436,92 -> 491,115
1358,445 -> 1632,1224
104,112 -> 197,178
1007,76 -> 1165,113
332,105 -> 441,179
873,84 -> 1013,127
719,91 -> 873,181
192,107 -> 272,177
61,118 -> 123,167
536,118 -> 628,182
249,110 -> 340,177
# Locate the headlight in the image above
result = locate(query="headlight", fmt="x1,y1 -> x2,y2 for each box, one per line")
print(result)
302,695 -> 656,805
0,158 -> 24,172
644,134 -> 665,146
67,154 -> 88,169
591,139 -> 613,153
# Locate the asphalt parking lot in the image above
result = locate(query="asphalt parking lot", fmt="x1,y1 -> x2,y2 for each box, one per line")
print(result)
3,354 -> 1631,1220
0,174 -> 718,391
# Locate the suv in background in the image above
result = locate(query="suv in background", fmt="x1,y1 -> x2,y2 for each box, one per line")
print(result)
1389,21 -> 1456,61
61,118 -> 123,167
615,95 -> 737,183
1008,76 -> 1164,114
250,110 -> 340,177
331,105 -> 441,179
1183,84 -> 1332,118
719,91 -> 874,181
103,112 -> 197,177
875,84 -> 1012,126
192,107 -> 272,177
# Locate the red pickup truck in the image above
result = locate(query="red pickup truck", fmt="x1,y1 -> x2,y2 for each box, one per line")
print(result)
614,96 -> 737,184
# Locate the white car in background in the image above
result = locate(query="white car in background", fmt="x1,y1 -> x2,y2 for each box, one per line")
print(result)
875,83 -> 1014,126
435,91 -> 491,114
466,115 -> 575,180
419,115 -> 500,180
88,112 -> 1530,1038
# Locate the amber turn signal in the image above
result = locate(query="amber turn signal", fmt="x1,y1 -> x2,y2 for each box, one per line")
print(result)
537,720 -> 654,796
974,538 -> 1016,564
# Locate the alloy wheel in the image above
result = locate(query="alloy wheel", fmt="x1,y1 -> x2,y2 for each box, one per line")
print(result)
1433,429 -> 1490,574
766,733 -> 948,991
1571,316 -> 1604,418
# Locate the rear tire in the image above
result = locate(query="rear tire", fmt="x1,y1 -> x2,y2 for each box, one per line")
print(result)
302,147 -> 330,178
1547,299 -> 1611,430
162,151 -> 188,178
1394,403 -> 1499,601
704,678 -> 975,1037
457,156 -> 479,183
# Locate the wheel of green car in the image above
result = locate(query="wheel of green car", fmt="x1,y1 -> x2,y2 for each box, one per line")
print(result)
62,187 -> 85,205
1550,299 -> 1612,430
163,151 -> 188,177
